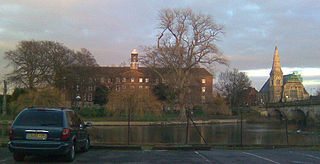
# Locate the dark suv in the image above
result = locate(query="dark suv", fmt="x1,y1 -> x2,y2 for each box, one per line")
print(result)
8,107 -> 91,162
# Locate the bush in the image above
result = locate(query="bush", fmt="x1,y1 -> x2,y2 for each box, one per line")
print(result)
78,106 -> 106,118
105,89 -> 163,118
9,87 -> 70,117
205,95 -> 232,115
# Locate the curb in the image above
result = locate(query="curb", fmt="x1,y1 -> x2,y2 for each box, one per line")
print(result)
152,146 -> 211,151
90,145 -> 142,150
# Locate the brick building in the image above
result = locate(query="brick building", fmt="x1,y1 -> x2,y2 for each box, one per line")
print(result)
75,49 -> 214,106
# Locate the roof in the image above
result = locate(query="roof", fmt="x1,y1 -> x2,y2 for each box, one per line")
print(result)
97,67 -> 213,78
259,78 -> 270,94
283,73 -> 303,84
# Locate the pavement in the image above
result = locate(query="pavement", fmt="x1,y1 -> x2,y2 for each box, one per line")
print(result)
0,148 -> 320,163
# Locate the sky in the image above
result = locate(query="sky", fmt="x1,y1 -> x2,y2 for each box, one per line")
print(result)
0,0 -> 319,94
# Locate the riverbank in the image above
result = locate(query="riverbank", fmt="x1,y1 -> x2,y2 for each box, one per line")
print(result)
0,118 -> 241,126
88,118 -> 241,126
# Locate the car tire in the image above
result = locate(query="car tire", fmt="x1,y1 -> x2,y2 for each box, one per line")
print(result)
13,152 -> 25,161
81,137 -> 90,152
64,143 -> 75,162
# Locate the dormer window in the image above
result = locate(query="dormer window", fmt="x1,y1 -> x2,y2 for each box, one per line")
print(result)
139,78 -> 143,83
202,79 -> 206,84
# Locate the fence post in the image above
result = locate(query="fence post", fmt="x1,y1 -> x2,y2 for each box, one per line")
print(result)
185,108 -> 189,145
128,107 -> 131,145
285,117 -> 289,146
2,80 -> 7,115
240,107 -> 243,146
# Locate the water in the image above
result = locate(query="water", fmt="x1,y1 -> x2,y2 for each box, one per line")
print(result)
1,122 -> 319,145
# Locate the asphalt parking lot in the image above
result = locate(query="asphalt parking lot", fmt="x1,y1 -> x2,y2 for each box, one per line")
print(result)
0,148 -> 320,163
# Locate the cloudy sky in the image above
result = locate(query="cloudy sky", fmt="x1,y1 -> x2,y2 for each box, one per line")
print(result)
0,0 -> 319,94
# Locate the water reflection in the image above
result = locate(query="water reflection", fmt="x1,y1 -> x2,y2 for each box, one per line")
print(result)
1,122 -> 319,145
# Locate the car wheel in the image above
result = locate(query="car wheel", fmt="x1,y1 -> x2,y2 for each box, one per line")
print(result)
82,137 -> 90,152
64,143 -> 75,162
13,152 -> 25,161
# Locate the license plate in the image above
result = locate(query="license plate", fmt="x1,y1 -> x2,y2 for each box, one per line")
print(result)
26,133 -> 47,140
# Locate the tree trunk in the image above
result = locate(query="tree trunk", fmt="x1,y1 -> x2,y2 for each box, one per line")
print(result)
179,104 -> 186,120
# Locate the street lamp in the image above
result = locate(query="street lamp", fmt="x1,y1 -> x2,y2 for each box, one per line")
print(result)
76,95 -> 81,110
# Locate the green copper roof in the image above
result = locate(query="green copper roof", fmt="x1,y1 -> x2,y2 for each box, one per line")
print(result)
284,72 -> 303,83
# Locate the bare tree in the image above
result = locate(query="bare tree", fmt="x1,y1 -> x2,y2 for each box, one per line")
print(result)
5,40 -> 74,88
141,8 -> 227,119
5,40 -> 98,92
215,69 -> 252,109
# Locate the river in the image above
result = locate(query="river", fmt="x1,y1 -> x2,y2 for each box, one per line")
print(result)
1,122 -> 319,145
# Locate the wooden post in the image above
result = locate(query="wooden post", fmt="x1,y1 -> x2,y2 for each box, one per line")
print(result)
185,108 -> 189,145
286,120 -> 289,145
240,106 -> 243,146
127,107 -> 131,145
2,80 -> 7,115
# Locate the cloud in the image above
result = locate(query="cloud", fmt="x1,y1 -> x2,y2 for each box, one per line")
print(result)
0,0 -> 319,90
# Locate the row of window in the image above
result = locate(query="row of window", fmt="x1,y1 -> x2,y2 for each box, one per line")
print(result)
76,85 -> 94,91
115,85 -> 150,91
76,93 -> 93,102
77,85 -> 206,93
101,77 -> 207,84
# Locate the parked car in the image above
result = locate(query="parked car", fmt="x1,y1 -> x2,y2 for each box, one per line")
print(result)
8,107 -> 92,162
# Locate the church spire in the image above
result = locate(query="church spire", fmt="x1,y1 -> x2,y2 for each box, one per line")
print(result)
270,44 -> 283,75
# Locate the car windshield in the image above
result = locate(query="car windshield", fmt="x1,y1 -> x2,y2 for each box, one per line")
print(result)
13,110 -> 63,127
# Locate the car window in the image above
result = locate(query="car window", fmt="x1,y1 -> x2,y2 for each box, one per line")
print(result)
14,110 -> 63,127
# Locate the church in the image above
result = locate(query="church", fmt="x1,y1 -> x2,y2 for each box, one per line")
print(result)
260,45 -> 309,103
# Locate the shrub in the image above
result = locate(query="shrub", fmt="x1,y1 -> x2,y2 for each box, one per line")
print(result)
205,95 -> 232,115
105,89 -> 163,118
9,87 -> 70,116
78,106 -> 106,118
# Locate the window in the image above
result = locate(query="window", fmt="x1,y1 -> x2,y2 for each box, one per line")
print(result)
76,85 -> 79,91
88,93 -> 92,101
202,87 -> 206,93
88,86 -> 93,91
131,78 -> 135,83
201,96 -> 206,104
13,110 -> 63,127
122,77 -> 126,82
116,77 -> 120,83
116,85 -> 121,91
139,85 -> 143,89
83,94 -> 87,101
130,86 -> 135,89
145,86 -> 150,89
145,78 -> 149,83
202,79 -> 206,84
139,78 -> 143,83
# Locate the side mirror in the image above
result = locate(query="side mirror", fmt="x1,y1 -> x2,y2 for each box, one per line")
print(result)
85,122 -> 92,127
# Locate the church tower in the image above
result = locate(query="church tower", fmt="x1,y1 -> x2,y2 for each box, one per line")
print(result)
269,44 -> 283,103
130,49 -> 139,70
